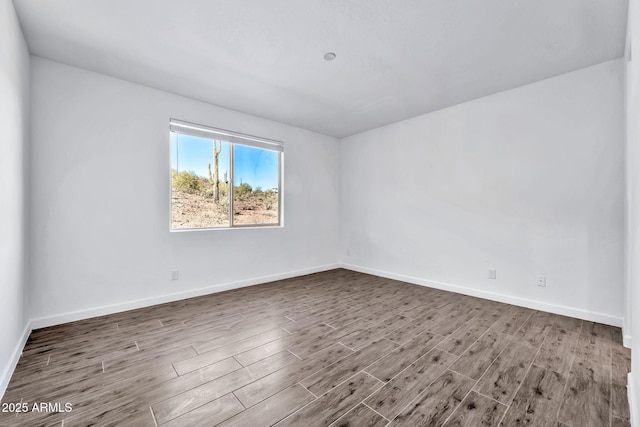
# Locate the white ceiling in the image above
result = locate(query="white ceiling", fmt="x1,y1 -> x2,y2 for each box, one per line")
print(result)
14,0 -> 628,138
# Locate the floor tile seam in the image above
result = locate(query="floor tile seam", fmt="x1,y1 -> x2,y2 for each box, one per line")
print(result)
495,332 -> 548,426
555,319 -> 583,422
438,323 -> 495,361
300,340 -> 398,394
236,343 -> 355,409
154,391 -> 240,425
361,401 -> 390,422
151,355 -> 300,416
462,331 -> 515,398
186,330 -> 291,366
277,370 -> 386,426
381,364 -> 465,424
439,377 -> 477,426
365,344 -> 458,388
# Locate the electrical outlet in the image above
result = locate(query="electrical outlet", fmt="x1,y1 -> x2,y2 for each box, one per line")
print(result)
537,275 -> 546,287
170,270 -> 179,281
488,269 -> 496,279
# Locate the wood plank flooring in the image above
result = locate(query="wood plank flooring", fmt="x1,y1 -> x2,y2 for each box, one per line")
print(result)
0,269 -> 631,426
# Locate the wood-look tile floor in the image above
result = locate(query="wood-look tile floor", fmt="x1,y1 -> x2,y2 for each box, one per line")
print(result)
0,269 -> 631,426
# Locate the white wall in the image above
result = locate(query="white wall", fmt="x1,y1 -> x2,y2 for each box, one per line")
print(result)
0,0 -> 30,396
625,0 -> 640,422
341,59 -> 625,326
28,57 -> 340,324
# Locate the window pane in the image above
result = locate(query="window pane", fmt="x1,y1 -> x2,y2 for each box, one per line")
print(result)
233,144 -> 280,225
171,132 -> 230,229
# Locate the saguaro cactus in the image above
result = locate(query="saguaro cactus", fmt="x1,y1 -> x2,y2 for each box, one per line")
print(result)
212,141 -> 221,203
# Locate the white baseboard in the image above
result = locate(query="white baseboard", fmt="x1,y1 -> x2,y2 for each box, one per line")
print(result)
630,372 -> 638,427
0,321 -> 32,400
30,263 -> 340,330
340,263 -> 623,327
625,335 -> 633,349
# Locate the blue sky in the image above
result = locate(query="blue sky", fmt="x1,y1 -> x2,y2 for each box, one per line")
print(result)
170,133 -> 279,190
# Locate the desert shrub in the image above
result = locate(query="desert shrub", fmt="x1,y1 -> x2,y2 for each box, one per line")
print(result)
235,182 -> 253,197
172,170 -> 201,193
265,192 -> 277,211
219,182 -> 229,197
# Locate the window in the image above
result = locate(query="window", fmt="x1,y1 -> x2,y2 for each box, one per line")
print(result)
170,119 -> 282,230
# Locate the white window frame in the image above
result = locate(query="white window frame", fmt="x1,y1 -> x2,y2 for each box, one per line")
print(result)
169,119 -> 283,230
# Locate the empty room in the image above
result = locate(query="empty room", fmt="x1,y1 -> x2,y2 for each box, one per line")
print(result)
1,0 -> 639,426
